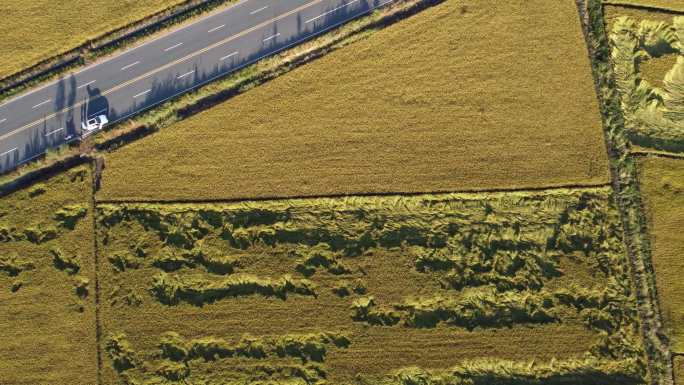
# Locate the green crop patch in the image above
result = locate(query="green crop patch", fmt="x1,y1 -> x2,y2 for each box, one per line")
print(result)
0,166 -> 97,384
607,9 -> 684,152
96,188 -> 646,384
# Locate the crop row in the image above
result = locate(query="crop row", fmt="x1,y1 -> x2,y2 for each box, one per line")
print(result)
105,331 -> 348,383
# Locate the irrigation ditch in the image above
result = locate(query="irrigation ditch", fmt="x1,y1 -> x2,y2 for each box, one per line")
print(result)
89,160 -> 105,385
577,0 -> 674,383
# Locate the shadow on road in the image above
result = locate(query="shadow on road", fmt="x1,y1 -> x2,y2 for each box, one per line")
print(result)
109,1 -> 367,124
1,0 -> 380,174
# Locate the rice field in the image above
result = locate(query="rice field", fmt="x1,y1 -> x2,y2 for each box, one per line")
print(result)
0,0 -> 185,80
0,168 -> 648,383
96,187 -> 645,384
98,0 -> 609,202
638,156 -> 684,353
676,356 -> 684,384
0,166 -> 97,385
0,1 -> 672,384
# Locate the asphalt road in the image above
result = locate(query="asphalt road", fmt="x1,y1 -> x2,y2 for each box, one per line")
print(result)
0,0 -> 395,173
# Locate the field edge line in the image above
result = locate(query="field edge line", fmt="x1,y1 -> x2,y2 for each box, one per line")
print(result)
578,0 -> 674,384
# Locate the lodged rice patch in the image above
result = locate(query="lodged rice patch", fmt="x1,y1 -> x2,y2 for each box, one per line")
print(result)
604,5 -> 682,87
606,6 -> 684,152
96,187 -> 646,384
638,156 -> 684,353
99,0 -> 609,202
0,165 -> 97,384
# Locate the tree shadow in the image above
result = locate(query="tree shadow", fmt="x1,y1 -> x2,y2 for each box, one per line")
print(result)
2,0 -> 387,174
107,1 -> 366,123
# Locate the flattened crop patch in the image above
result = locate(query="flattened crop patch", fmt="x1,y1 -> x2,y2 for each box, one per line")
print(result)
96,188 -> 646,384
608,12 -> 684,152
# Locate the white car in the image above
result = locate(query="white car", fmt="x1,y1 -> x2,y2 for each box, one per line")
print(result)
81,114 -> 108,132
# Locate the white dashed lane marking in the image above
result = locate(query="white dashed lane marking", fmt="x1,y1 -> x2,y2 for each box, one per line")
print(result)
306,0 -> 359,23
250,6 -> 268,15
77,80 -> 96,89
45,127 -> 64,136
121,61 -> 140,71
32,99 -> 51,109
165,43 -> 184,52
208,24 -> 225,33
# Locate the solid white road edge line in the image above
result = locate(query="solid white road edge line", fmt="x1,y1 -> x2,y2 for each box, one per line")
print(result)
220,51 -> 239,61
306,0 -> 359,23
178,70 -> 196,79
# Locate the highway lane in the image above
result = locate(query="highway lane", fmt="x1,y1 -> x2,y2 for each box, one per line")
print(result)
0,0 -> 395,173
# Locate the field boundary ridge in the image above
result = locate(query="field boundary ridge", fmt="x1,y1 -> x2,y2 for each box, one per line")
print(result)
580,0 -> 674,383
631,150 -> 684,160
94,183 -> 614,206
603,1 -> 684,13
